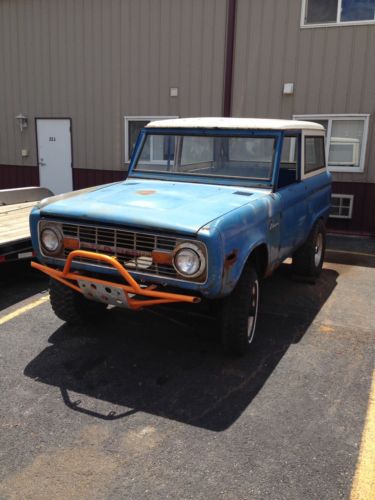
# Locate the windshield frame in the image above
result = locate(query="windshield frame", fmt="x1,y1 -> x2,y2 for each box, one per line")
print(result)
128,128 -> 284,189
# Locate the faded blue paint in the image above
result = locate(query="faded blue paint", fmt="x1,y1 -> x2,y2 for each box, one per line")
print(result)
30,126 -> 332,300
36,179 -> 269,235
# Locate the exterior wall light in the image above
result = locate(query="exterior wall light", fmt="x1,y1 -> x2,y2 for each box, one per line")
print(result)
15,113 -> 28,131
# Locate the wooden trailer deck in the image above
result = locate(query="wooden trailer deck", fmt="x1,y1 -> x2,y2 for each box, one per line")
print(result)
0,201 -> 36,248
0,187 -> 53,261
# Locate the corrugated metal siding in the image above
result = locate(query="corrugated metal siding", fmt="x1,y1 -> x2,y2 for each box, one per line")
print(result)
232,0 -> 375,183
0,0 -> 227,172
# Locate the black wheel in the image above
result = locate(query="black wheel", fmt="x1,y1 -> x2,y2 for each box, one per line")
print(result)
49,279 -> 107,325
220,265 -> 260,356
292,219 -> 326,280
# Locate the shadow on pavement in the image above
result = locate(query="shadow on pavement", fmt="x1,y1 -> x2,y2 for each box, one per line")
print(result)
24,264 -> 338,431
0,260 -> 48,312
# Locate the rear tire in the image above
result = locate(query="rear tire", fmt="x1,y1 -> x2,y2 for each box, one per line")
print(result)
49,279 -> 107,325
220,265 -> 259,356
292,220 -> 326,280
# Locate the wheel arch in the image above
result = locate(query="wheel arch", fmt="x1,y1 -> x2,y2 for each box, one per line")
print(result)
221,241 -> 269,296
246,242 -> 269,279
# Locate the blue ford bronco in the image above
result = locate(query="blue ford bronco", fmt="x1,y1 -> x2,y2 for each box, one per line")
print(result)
30,117 -> 331,355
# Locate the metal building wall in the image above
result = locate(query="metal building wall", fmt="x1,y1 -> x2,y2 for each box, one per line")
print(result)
0,0 -> 227,180
232,0 -> 375,184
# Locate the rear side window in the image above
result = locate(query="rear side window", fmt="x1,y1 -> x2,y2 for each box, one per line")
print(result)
305,136 -> 325,174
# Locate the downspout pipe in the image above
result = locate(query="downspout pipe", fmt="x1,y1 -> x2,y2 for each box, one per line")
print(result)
223,0 -> 237,117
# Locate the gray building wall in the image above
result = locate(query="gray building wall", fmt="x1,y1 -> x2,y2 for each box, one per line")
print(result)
232,0 -> 375,183
0,0 -> 374,234
0,0 -> 227,172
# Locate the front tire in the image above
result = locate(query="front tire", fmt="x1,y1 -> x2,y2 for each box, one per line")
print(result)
49,279 -> 107,325
292,220 -> 326,280
220,265 -> 260,356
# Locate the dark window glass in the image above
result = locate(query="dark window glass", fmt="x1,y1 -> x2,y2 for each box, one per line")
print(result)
305,137 -> 325,173
278,136 -> 299,188
280,136 -> 298,164
137,135 -> 175,171
330,196 -> 353,218
135,134 -> 276,181
330,205 -> 340,216
341,0 -> 375,21
305,0 -> 338,23
129,120 -> 149,159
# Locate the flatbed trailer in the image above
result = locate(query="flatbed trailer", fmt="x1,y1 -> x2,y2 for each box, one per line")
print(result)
0,187 -> 53,263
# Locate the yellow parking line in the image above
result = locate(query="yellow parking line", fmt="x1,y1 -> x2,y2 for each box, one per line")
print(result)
0,295 -> 49,326
350,371 -> 375,500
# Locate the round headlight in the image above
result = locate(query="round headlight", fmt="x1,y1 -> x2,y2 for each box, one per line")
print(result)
173,243 -> 206,278
41,228 -> 61,253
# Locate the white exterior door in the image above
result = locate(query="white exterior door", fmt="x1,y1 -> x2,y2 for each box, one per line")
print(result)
36,118 -> 73,195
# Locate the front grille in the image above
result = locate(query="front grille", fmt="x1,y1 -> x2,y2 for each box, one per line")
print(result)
60,222 -> 205,282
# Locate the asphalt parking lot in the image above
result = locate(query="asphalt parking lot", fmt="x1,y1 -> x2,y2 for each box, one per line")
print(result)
0,236 -> 374,500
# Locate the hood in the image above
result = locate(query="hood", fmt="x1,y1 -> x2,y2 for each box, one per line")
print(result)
39,178 -> 269,234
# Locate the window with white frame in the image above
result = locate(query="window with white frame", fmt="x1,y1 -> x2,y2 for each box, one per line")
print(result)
302,0 -> 375,27
330,194 -> 354,219
124,116 -> 178,162
294,115 -> 369,173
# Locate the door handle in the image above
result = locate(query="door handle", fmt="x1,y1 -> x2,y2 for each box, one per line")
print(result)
39,160 -> 46,167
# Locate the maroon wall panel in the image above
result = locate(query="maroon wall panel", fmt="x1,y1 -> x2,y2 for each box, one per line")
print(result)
0,165 -> 39,189
328,182 -> 375,236
73,168 -> 127,190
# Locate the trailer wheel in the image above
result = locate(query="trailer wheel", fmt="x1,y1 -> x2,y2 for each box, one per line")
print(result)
292,219 -> 326,281
49,279 -> 107,325
220,265 -> 259,356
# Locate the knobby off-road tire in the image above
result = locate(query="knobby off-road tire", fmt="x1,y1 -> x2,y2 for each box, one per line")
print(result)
49,279 -> 107,325
292,219 -> 326,280
220,265 -> 260,356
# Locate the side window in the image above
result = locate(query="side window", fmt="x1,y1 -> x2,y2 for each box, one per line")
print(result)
128,120 -> 149,159
304,136 -> 325,174
305,0 -> 338,25
303,0 -> 375,25
124,116 -> 178,162
280,136 -> 298,164
278,135 -> 299,188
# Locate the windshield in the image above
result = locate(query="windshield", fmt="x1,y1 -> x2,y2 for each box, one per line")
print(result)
133,133 -> 276,181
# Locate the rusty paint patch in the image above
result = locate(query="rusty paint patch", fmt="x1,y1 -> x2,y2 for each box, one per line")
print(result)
224,249 -> 238,269
136,190 -> 156,196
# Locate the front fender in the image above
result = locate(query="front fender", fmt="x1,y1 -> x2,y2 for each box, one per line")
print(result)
200,196 -> 276,297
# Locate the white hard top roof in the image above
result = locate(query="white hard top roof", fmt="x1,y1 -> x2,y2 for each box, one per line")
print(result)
146,117 -> 325,131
